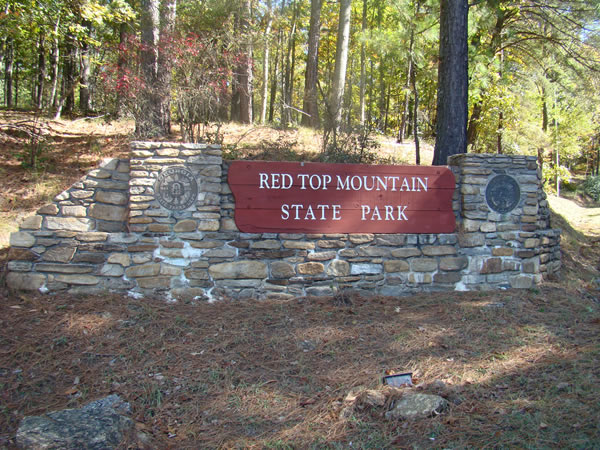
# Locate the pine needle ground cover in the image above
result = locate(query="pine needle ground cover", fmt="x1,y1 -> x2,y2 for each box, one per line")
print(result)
0,281 -> 598,448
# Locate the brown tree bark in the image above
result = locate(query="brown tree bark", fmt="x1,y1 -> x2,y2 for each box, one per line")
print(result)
231,0 -> 253,124
4,39 -> 13,108
433,0 -> 468,165
301,0 -> 322,128
260,0 -> 273,124
136,0 -> 174,137
35,35 -> 46,110
327,0 -> 351,132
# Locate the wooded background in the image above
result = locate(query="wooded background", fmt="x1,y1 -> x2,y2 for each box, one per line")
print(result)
1,0 -> 599,171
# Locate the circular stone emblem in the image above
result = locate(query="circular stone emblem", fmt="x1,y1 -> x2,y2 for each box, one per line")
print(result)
155,166 -> 198,211
485,174 -> 521,213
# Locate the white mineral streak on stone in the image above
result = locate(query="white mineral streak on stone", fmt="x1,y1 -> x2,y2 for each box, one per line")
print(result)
454,281 -> 468,291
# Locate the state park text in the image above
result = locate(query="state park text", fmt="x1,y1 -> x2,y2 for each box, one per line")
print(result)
258,172 -> 428,222
228,161 -> 456,234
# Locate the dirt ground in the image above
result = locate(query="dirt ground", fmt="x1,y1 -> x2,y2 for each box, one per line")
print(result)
0,112 -> 599,448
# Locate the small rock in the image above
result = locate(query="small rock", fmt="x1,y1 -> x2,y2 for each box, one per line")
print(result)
385,393 -> 448,420
16,395 -> 134,449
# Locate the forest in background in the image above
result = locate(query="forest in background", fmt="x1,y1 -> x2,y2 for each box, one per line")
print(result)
1,0 -> 600,184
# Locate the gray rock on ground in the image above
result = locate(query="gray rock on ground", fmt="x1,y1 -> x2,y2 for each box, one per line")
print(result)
385,392 -> 448,420
16,395 -> 134,449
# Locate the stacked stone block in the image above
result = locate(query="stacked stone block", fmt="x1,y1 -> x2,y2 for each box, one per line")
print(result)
6,158 -> 131,292
448,153 -> 561,290
129,142 -> 222,234
6,145 -> 561,299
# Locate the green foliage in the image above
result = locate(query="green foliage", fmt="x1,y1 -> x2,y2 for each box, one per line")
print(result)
2,0 -> 600,166
582,175 -> 600,201
543,164 -> 571,191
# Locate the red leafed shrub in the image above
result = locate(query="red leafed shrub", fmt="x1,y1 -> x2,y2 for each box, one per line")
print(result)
99,32 -> 239,143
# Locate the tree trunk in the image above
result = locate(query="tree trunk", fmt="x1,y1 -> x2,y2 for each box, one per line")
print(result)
288,2 -> 297,125
116,23 -> 128,117
260,0 -> 273,124
538,84 -> 548,169
301,0 -> 322,128
398,31 -> 414,143
383,81 -> 391,133
376,2 -> 385,130
412,59 -> 420,165
496,48 -> 504,154
49,17 -> 60,111
36,35 -> 46,110
4,39 -> 13,108
79,38 -> 91,115
13,61 -> 19,107
345,55 -> 354,128
281,1 -> 297,128
158,0 -> 176,130
231,0 -> 253,124
378,61 -> 387,131
56,35 -> 77,119
327,0 -> 351,132
466,101 -> 481,149
268,35 -> 280,123
358,0 -> 367,127
136,0 -> 173,137
433,0 -> 468,165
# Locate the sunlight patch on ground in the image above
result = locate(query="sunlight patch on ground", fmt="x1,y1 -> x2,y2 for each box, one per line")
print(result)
547,194 -> 600,237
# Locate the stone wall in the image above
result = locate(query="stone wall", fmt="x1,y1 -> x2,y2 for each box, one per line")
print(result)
6,143 -> 561,300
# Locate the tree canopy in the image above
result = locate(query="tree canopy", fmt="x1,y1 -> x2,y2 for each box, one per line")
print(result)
1,0 -> 599,173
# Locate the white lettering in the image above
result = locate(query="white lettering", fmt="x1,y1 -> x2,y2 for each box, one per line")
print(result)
291,204 -> 303,220
371,206 -> 382,220
337,175 -> 350,190
351,175 -> 362,191
385,205 -> 394,220
282,173 -> 293,189
259,173 -> 269,189
316,204 -> 330,220
397,205 -> 408,220
376,176 -> 387,191
309,175 -> 322,190
297,174 -> 309,190
400,178 -> 410,191
332,204 -> 341,220
323,174 -> 332,190
271,173 -> 281,189
281,204 -> 290,220
361,205 -> 370,220
305,205 -> 316,220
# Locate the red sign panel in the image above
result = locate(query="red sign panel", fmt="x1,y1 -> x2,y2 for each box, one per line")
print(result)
228,161 -> 456,234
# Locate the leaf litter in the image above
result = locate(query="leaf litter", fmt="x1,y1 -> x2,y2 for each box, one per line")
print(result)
0,282 -> 597,448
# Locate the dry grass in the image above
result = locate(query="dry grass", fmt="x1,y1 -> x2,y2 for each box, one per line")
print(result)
0,112 -> 599,448
0,285 -> 598,448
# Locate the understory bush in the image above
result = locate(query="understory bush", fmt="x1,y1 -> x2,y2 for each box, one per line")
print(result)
320,124 -> 380,164
582,175 -> 600,201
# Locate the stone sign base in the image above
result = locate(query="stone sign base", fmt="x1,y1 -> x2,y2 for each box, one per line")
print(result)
6,144 -> 561,300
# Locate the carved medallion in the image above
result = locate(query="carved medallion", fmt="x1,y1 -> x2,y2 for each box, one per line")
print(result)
485,174 -> 520,213
155,166 -> 198,211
